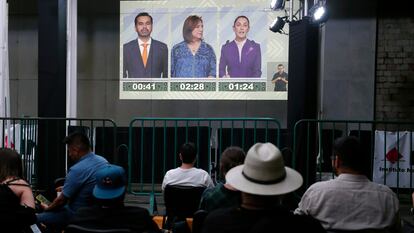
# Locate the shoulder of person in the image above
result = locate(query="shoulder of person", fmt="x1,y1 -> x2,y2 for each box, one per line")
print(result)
248,39 -> 260,47
7,178 -> 29,186
124,39 -> 137,48
202,41 -> 214,50
222,40 -> 231,47
152,39 -> 167,47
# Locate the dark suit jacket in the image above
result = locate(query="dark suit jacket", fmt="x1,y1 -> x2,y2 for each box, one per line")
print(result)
123,39 -> 168,78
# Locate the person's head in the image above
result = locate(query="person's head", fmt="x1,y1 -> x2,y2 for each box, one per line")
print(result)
277,64 -> 284,73
63,131 -> 91,162
233,16 -> 250,41
0,148 -> 23,182
220,146 -> 246,180
93,164 -> 127,206
134,12 -> 153,40
225,142 -> 303,197
332,136 -> 364,175
179,142 -> 197,164
183,15 -> 203,43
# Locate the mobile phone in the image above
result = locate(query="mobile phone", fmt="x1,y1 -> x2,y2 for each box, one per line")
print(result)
36,194 -> 51,206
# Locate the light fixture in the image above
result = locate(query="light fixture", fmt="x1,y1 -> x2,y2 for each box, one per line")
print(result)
270,0 -> 285,11
269,16 -> 287,34
309,2 -> 328,24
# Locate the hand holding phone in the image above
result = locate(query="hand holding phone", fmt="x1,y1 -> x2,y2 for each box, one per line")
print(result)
36,194 -> 51,206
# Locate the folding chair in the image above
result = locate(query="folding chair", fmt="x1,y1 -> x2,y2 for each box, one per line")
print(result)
162,185 -> 206,231
192,210 -> 209,233
65,224 -> 132,233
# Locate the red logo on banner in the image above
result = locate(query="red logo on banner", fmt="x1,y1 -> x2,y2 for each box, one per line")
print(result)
386,147 -> 403,164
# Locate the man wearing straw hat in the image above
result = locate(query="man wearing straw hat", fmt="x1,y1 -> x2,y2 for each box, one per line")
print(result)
202,142 -> 325,233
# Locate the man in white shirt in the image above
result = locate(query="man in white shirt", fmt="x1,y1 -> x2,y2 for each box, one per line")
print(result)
294,136 -> 401,232
162,142 -> 214,190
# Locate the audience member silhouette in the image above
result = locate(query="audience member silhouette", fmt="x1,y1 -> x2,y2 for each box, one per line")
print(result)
37,132 -> 109,232
68,164 -> 160,232
0,148 -> 36,232
295,136 -> 401,232
199,146 -> 245,211
202,143 -> 325,233
162,142 -> 214,189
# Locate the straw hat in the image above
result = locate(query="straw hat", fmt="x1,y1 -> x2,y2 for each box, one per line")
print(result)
226,142 -> 303,195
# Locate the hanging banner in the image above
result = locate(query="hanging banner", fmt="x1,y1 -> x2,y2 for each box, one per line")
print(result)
373,131 -> 414,188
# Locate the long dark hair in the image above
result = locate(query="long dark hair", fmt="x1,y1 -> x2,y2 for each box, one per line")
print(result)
0,148 -> 23,182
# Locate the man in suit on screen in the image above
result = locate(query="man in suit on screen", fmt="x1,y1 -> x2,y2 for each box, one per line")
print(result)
123,12 -> 168,78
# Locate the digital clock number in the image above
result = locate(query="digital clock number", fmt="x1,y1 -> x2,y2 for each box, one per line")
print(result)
179,83 -> 205,91
228,83 -> 254,91
131,83 -> 156,91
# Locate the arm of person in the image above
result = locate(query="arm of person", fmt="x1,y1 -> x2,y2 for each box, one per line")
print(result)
42,193 -> 67,211
171,47 -> 176,77
123,44 -> 128,78
161,44 -> 168,78
161,171 -> 170,190
253,44 -> 262,77
208,46 -> 217,78
218,45 -> 227,78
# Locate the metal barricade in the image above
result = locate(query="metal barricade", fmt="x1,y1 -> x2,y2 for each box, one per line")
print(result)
0,117 -> 117,189
127,117 -> 281,213
292,119 -> 414,198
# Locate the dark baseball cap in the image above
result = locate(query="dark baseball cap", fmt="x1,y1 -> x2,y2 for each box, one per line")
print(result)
93,164 -> 126,200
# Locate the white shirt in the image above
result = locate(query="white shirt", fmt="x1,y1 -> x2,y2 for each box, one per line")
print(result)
234,39 -> 246,63
162,167 -> 214,190
137,37 -> 152,55
294,174 -> 400,231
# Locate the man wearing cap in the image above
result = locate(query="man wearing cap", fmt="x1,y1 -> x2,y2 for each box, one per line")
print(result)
67,164 -> 160,232
202,142 -> 325,233
294,136 -> 401,232
37,132 -> 109,231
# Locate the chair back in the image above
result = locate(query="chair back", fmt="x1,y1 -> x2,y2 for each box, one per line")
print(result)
192,210 -> 209,233
65,224 -> 132,233
163,185 -> 206,219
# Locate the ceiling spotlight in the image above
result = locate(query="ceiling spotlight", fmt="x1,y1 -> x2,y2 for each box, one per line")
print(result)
270,0 -> 285,11
309,3 -> 328,24
269,16 -> 287,34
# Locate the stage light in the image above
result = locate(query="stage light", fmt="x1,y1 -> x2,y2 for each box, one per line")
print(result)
270,0 -> 285,11
269,16 -> 286,34
309,3 -> 328,24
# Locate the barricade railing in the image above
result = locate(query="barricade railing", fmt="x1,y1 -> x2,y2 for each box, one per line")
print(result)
127,117 -> 281,213
0,117 -> 117,189
292,119 -> 414,198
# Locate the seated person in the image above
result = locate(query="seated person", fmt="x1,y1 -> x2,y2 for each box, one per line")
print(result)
202,143 -> 326,233
68,164 -> 160,232
294,136 -> 401,232
0,148 -> 37,232
37,132 -> 109,231
199,146 -> 245,211
162,142 -> 214,189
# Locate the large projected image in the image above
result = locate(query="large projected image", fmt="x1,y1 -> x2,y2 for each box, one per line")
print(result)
120,0 -> 289,100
